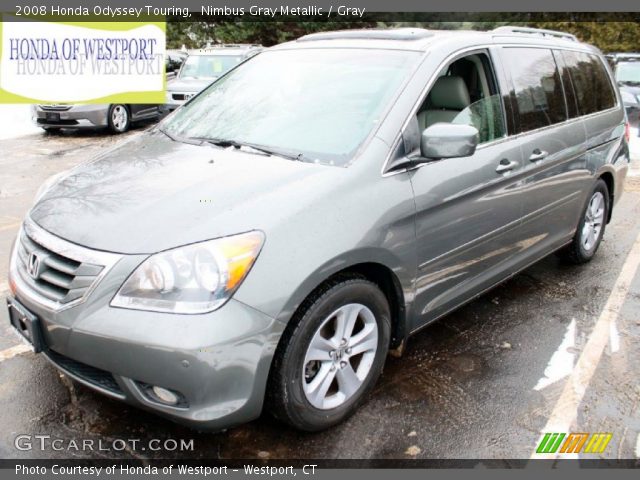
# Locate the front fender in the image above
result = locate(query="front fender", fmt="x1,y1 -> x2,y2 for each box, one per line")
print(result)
272,247 -> 415,330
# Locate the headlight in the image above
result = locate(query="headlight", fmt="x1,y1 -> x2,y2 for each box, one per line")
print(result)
111,231 -> 265,314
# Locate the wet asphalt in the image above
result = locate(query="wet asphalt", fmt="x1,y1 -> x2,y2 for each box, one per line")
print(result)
0,125 -> 639,461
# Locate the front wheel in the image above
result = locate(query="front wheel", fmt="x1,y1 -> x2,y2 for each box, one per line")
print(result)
108,104 -> 130,133
267,277 -> 391,431
559,179 -> 609,264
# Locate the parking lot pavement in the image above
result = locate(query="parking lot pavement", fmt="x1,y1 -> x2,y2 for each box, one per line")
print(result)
0,128 -> 639,461
0,105 -> 40,141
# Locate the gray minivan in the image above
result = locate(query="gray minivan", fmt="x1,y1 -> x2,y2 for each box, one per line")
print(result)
7,27 -> 629,432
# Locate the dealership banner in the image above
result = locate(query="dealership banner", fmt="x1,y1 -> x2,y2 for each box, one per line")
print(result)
0,17 -> 166,103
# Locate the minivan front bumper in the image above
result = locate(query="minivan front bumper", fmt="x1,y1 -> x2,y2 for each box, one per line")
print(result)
8,223 -> 285,431
14,291 -> 283,430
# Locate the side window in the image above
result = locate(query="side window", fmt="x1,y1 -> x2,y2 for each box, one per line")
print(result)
554,50 -> 580,119
502,48 -> 567,133
416,52 -> 506,145
561,51 -> 617,115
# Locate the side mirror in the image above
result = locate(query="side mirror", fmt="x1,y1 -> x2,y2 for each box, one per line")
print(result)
420,123 -> 479,159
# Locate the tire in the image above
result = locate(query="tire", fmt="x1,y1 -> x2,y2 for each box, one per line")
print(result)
267,276 -> 391,431
42,127 -> 61,134
559,179 -> 609,264
108,104 -> 130,133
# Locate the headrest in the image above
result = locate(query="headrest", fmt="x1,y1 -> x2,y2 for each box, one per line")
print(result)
429,76 -> 471,110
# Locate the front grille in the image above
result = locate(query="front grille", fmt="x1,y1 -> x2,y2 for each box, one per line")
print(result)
45,349 -> 123,394
171,93 -> 192,101
10,220 -> 121,311
15,231 -> 104,306
39,105 -> 72,111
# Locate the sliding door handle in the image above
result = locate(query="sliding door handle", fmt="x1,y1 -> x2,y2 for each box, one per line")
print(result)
529,149 -> 549,162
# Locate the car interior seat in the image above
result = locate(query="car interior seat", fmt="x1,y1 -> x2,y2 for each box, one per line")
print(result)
417,76 -> 471,131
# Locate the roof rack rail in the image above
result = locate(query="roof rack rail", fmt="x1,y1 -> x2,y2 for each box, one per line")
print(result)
492,26 -> 577,42
298,28 -> 433,42
200,43 -> 262,49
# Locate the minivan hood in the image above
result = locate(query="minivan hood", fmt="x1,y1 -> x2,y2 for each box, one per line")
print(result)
30,131 -> 341,254
618,83 -> 640,93
167,77 -> 216,93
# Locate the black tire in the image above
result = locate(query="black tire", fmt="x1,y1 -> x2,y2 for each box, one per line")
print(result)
559,179 -> 609,264
266,276 -> 391,431
42,127 -> 61,134
107,104 -> 130,133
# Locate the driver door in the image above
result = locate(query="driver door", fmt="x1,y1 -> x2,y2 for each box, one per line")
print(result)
408,49 -> 525,329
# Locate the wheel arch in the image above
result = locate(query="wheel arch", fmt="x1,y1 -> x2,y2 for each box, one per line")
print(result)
274,254 -> 412,355
598,170 -> 615,223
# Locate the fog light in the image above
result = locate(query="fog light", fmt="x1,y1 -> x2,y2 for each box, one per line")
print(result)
137,381 -> 188,408
152,386 -> 179,405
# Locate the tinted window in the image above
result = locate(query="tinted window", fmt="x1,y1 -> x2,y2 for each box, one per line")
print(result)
561,51 -> 616,115
502,48 -> 567,133
554,50 -> 580,119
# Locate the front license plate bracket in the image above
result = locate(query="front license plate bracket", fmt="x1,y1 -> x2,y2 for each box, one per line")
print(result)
6,298 -> 45,353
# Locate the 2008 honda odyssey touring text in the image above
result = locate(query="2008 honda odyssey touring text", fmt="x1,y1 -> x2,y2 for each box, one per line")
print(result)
7,27 -> 629,431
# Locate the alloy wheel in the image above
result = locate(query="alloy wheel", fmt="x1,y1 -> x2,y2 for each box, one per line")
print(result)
581,191 -> 605,251
302,303 -> 378,410
111,105 -> 128,132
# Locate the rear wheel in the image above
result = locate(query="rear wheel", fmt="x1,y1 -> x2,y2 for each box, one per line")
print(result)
559,179 -> 609,264
108,104 -> 130,133
267,277 -> 391,431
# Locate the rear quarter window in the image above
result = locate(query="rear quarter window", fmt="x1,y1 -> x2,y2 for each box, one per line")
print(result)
560,51 -> 617,116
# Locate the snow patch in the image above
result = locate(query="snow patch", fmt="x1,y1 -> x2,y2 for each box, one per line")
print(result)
534,319 -> 576,391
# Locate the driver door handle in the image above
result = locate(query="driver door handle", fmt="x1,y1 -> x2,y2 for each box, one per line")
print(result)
496,158 -> 518,174
529,149 -> 549,162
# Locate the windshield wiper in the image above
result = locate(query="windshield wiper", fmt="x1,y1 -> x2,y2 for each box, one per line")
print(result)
158,127 -> 208,146
190,137 -> 242,148
192,137 -> 312,162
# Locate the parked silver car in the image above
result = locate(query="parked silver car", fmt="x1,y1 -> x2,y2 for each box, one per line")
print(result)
164,44 -> 262,111
8,27 -> 629,432
32,103 -> 162,133
607,53 -> 640,128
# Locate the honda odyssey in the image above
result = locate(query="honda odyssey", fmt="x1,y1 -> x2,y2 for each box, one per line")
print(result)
7,27 -> 629,431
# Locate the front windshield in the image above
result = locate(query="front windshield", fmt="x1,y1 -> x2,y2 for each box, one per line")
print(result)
179,54 -> 243,79
616,62 -> 640,84
162,48 -> 418,166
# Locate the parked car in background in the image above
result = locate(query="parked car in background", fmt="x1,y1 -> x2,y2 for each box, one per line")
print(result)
607,53 -> 640,128
164,44 -> 262,111
10,28 -> 628,432
32,104 -> 162,134
166,50 -> 188,80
